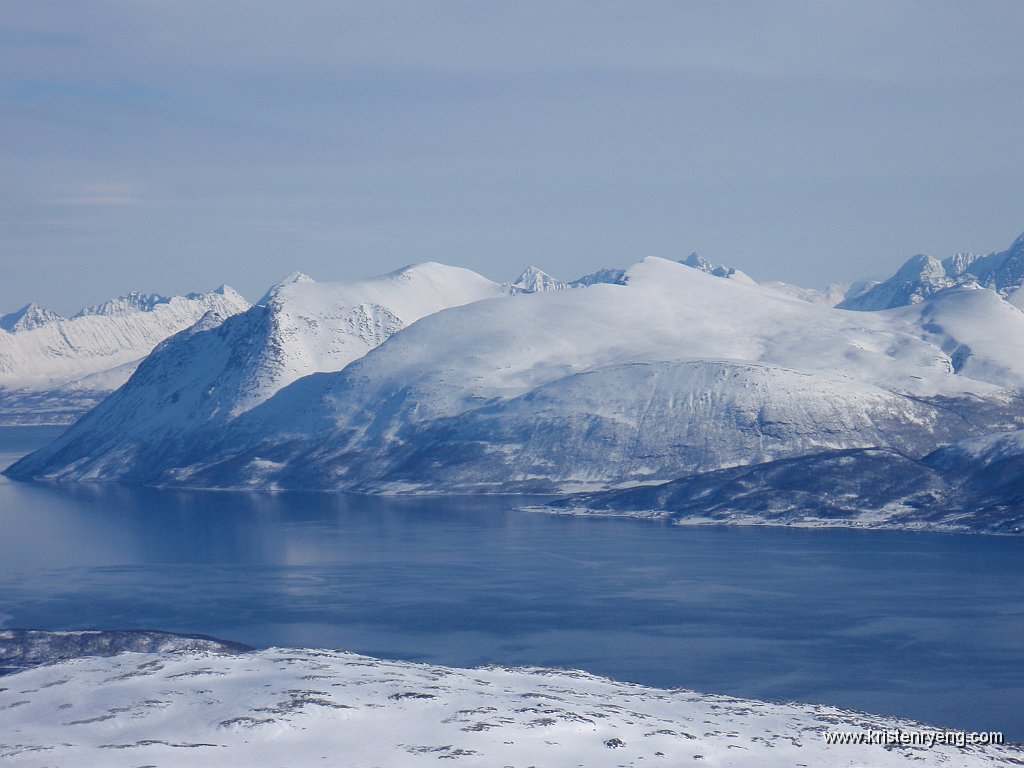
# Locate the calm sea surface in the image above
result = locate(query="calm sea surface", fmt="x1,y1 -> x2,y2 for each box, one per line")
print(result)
1,426 -> 1022,739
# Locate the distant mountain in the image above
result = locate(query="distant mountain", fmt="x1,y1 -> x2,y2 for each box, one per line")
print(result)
761,280 -> 878,307
75,291 -> 199,318
568,251 -> 753,288
255,270 -> 315,304
839,231 -> 1024,310
14,257 -> 1024,495
507,266 -> 567,293
0,286 -> 250,391
0,303 -> 63,333
6,262 -> 507,464
569,267 -> 628,287
0,286 -> 250,424
677,251 -> 757,284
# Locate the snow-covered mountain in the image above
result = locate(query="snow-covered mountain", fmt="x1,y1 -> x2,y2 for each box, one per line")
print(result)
0,287 -> 250,392
5,263 -> 508,462
508,265 -> 568,293
678,251 -> 757,284
840,231 -> 1024,310
0,286 -> 251,425
569,266 -> 628,286
14,256 -> 1024,494
0,303 -> 63,333
1,641 -> 1017,767
206,262 -> 507,415
761,279 -> 878,307
568,251 -> 752,289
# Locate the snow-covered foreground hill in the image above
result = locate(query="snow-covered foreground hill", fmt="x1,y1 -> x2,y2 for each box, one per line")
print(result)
1,645 -> 1018,768
0,287 -> 251,424
13,256 -> 1024,494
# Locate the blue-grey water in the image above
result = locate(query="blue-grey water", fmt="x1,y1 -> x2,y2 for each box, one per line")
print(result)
1,426 -> 1022,740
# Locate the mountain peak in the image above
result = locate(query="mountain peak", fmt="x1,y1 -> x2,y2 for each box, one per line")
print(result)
0,303 -> 64,333
281,272 -> 315,285
678,251 -> 756,285
258,272 -> 316,304
569,267 -> 628,287
209,284 -> 247,303
509,266 -> 567,294
680,251 -> 711,270
0,286 -> 250,394
841,229 -> 1024,311
942,252 -> 983,278
73,292 -> 174,318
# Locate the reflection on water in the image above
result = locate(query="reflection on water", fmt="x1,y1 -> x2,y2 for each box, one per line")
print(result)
1,427 -> 1023,739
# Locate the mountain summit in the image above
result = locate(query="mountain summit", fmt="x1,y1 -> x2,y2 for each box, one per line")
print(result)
0,303 -> 63,333
678,252 -> 757,284
840,230 -> 1024,310
508,266 -> 567,293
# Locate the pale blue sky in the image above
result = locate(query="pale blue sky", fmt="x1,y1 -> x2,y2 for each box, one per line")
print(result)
3,1 -> 1024,313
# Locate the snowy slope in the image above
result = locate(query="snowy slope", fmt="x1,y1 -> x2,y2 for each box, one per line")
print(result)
0,287 -> 250,391
537,441 -> 1024,535
839,254 -> 955,310
15,256 -> 1024,491
213,262 -> 508,414
840,231 -> 1024,310
762,280 -> 877,307
5,263 -> 508,471
570,266 -> 628,286
570,251 -> 752,288
1,646 -> 1018,767
922,428 -> 1024,515
508,265 -> 568,292
888,285 -> 1024,389
0,303 -> 63,333
929,428 -> 1024,467
0,630 -> 251,676
679,251 -> 757,284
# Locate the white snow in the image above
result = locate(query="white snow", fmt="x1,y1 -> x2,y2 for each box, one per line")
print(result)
241,262 -> 508,409
886,285 -> 1024,388
0,303 -> 63,333
0,287 -> 250,390
929,428 -> 1024,464
0,648 -> 1017,767
678,251 -> 758,285
841,230 -> 1024,310
12,255 -> 1024,492
762,280 -> 876,307
508,265 -> 568,292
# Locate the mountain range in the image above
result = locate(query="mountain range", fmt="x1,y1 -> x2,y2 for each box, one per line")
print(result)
838,232 -> 1024,311
0,287 -> 251,424
7,231 -> 1024,531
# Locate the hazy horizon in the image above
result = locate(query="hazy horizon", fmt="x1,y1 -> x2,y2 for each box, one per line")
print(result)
3,1 -> 1024,314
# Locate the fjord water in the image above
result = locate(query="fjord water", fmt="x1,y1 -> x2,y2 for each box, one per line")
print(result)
2,428 -> 1022,740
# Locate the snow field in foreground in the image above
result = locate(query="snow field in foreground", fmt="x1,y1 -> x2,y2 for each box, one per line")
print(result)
1,648 -> 1020,767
